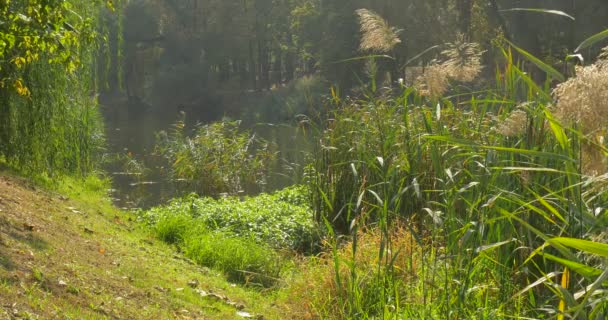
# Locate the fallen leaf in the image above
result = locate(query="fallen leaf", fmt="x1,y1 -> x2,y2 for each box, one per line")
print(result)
154,286 -> 169,293
187,279 -> 199,288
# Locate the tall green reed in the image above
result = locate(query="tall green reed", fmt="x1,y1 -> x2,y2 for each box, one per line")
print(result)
309,41 -> 608,318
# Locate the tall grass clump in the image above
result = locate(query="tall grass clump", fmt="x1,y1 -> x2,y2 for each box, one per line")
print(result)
303,37 -> 608,318
145,208 -> 285,287
155,119 -> 277,196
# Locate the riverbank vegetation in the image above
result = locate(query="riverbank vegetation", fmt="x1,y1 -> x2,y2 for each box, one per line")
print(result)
2,1 -> 608,319
139,41 -> 608,320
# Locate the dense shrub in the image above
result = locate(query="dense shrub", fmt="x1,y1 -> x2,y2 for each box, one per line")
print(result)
155,119 -> 276,196
143,185 -> 318,251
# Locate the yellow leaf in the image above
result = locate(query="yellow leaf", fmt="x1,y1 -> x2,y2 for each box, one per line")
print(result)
557,266 -> 570,320
13,56 -> 26,68
14,79 -> 30,97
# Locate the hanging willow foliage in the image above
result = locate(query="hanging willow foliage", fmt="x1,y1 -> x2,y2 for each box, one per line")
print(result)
0,0 -> 113,176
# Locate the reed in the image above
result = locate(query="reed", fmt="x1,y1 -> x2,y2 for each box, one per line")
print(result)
305,40 -> 608,318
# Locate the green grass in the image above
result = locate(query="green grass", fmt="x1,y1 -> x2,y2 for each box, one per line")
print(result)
183,229 -> 284,288
0,172 -> 285,319
141,186 -> 319,288
143,186 -> 319,251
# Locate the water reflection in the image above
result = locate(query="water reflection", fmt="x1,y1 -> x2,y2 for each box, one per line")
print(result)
100,95 -> 312,209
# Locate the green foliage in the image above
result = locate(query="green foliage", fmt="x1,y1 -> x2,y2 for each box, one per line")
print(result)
152,211 -> 191,244
141,187 -> 315,287
0,0 -> 109,177
304,41 -> 608,319
155,119 -> 277,196
182,229 -> 283,288
0,0 -> 99,93
150,210 -> 284,287
143,186 -> 318,252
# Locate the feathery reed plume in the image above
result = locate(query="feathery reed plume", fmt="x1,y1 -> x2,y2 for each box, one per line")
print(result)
553,47 -> 608,136
414,35 -> 484,98
415,65 -> 450,98
356,9 -> 402,53
496,106 -> 528,137
553,46 -> 608,175
440,37 -> 484,82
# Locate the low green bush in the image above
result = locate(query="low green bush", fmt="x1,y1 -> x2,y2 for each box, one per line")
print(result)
141,186 -> 318,287
143,185 -> 319,252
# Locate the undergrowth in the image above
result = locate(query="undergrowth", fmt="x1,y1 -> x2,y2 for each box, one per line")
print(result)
141,186 -> 318,287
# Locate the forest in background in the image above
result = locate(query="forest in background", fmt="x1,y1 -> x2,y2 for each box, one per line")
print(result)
104,0 -> 608,122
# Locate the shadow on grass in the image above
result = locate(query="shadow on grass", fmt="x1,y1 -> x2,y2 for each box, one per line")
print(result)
7,231 -> 50,251
0,250 -> 14,270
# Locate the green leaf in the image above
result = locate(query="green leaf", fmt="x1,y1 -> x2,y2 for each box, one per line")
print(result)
475,238 -> 517,254
424,135 -> 575,163
333,54 -> 395,64
401,45 -> 440,68
500,8 -> 575,21
542,253 -> 603,278
545,109 -> 569,150
506,39 -> 565,82
548,237 -> 608,258
575,29 -> 608,53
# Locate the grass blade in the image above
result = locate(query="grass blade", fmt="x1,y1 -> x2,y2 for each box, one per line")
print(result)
548,238 -> 608,258
506,39 -> 565,82
542,253 -> 602,279
575,28 -> 608,53
500,8 -> 575,21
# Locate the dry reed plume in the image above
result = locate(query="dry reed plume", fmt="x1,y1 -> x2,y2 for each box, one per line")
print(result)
496,104 -> 529,137
356,8 -> 402,53
415,35 -> 484,98
552,46 -> 608,175
553,47 -> 608,136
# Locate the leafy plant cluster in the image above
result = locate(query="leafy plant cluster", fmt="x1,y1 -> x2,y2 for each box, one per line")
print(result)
0,0 -> 104,95
140,186 -> 317,287
155,119 -> 277,196
142,185 -> 317,252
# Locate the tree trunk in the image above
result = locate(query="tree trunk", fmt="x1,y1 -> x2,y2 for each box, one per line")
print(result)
285,33 -> 295,82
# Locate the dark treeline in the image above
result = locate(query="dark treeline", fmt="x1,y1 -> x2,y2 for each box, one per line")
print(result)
112,0 -> 607,107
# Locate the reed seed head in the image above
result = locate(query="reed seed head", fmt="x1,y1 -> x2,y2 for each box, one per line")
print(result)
553,46 -> 608,136
496,108 -> 528,137
356,8 -> 402,53
414,35 -> 484,98
552,46 -> 608,175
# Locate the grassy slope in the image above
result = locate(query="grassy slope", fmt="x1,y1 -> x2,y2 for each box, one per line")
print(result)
0,173 -> 280,319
